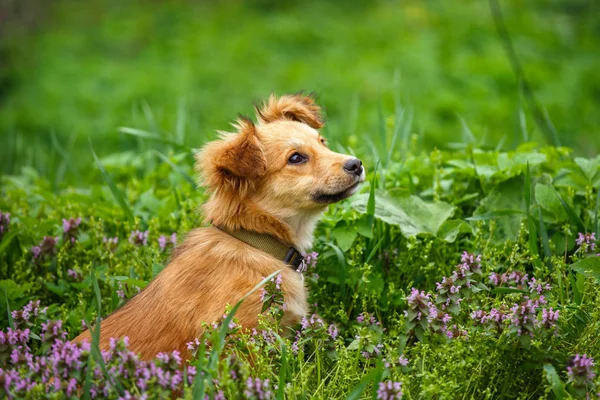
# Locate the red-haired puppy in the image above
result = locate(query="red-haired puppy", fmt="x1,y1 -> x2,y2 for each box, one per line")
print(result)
74,93 -> 365,360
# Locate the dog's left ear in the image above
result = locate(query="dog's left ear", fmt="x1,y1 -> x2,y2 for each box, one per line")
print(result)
255,93 -> 324,129
196,117 -> 266,195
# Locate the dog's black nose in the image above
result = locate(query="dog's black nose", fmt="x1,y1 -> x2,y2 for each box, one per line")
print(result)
343,158 -> 363,177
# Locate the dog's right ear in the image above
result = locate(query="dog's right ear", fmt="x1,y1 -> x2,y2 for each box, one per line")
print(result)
196,117 -> 267,196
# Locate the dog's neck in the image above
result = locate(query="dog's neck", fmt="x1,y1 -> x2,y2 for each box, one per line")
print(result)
204,196 -> 321,253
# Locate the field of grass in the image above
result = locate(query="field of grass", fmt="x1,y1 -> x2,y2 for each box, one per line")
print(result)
1,0 -> 600,179
1,0 -> 600,399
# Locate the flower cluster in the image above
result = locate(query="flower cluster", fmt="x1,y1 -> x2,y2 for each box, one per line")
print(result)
384,355 -> 409,369
377,381 -> 403,400
129,229 -> 149,246
566,354 -> 596,388
103,236 -> 119,252
576,232 -> 597,253
489,271 -> 552,295
260,273 -> 286,320
244,377 -> 274,400
11,300 -> 47,328
0,211 -> 10,239
471,296 -> 559,338
435,252 -> 484,314
62,217 -> 82,244
356,312 -> 380,326
158,233 -> 177,251
31,236 -> 59,261
298,251 -> 319,274
66,268 -> 83,282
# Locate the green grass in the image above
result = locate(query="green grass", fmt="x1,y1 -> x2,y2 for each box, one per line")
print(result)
1,1 -> 600,398
1,129 -> 599,398
1,0 -> 600,179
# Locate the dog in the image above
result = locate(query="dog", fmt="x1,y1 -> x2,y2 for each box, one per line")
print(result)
74,93 -> 365,360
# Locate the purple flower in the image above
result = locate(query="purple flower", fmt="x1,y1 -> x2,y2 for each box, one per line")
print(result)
527,278 -> 552,295
129,230 -> 149,246
327,324 -> 338,340
31,236 -> 59,260
0,211 -> 10,238
67,269 -> 82,282
158,233 -> 177,251
300,314 -> 325,330
305,251 -> 318,269
244,377 -> 273,400
384,355 -> 409,368
576,232 -> 597,252
10,300 -> 46,328
541,307 -> 559,330
62,217 -> 82,244
567,354 -> 596,387
103,236 -> 119,251
40,320 -> 67,343
377,381 -> 403,399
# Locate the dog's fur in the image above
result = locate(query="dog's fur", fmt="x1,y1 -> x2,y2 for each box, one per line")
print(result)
74,93 -> 365,360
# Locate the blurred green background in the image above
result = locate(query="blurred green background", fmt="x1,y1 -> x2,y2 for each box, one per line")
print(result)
1,0 -> 599,181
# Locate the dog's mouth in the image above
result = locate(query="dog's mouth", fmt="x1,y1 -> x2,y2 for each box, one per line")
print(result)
311,181 -> 362,204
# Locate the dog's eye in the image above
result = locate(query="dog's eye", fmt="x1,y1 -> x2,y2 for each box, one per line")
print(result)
288,152 -> 307,165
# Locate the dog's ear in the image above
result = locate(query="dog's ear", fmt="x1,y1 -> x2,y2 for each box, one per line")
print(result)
255,93 -> 324,129
196,117 -> 266,196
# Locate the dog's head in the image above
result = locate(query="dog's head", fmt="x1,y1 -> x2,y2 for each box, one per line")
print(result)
197,93 -> 365,230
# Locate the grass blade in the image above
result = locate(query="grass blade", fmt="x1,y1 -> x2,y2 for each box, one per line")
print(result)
367,161 -> 380,229
326,242 -> 347,302
275,334 -> 288,400
176,97 -> 187,145
346,364 -> 382,400
366,237 -> 385,264
85,269 -> 126,396
118,127 -> 192,151
552,187 -> 585,233
153,150 -> 196,187
89,138 -> 134,221
207,271 -> 283,370
192,339 -> 207,400
4,289 -> 14,329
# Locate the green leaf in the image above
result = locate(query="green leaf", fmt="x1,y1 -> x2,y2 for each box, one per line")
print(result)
346,365 -> 382,400
570,257 -> 600,282
154,150 -> 196,187
466,210 -> 525,221
473,177 -> 526,241
4,289 -> 14,329
326,242 -> 347,301
436,219 -> 473,242
275,334 -> 288,400
535,183 -> 567,222
118,127 -> 192,151
332,225 -> 357,251
574,157 -> 599,182
352,190 -> 455,238
543,364 -> 567,399
152,263 -> 165,278
0,230 -> 18,255
552,187 -> 585,233
89,139 -> 134,221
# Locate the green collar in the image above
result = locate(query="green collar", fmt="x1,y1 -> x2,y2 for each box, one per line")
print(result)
215,225 -> 305,271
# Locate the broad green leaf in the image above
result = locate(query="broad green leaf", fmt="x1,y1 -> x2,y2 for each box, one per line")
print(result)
543,364 -> 567,399
352,190 -> 455,238
574,157 -> 599,182
473,177 -> 526,241
535,183 -> 567,222
436,219 -> 473,242
332,225 -> 358,251
570,257 -> 600,282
